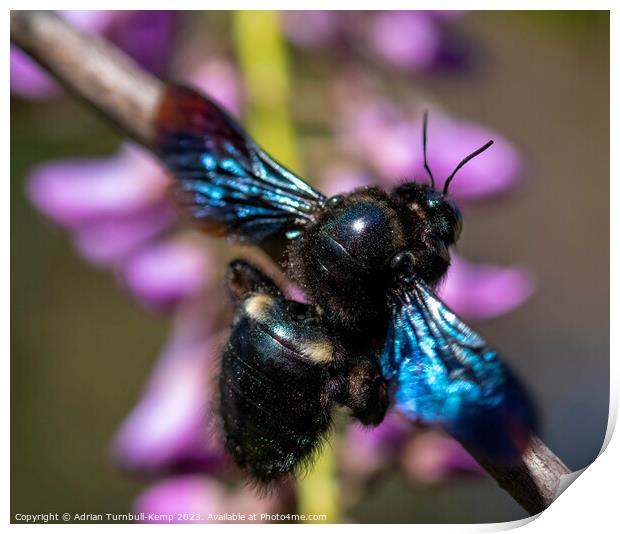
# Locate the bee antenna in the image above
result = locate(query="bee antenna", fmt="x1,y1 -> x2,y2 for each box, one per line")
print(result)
443,140 -> 494,195
422,110 -> 435,189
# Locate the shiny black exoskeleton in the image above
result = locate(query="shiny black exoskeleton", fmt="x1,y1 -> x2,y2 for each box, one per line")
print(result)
290,183 -> 462,332
156,85 -> 534,484
220,260 -> 388,482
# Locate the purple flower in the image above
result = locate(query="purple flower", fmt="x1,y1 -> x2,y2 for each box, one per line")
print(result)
120,238 -> 213,313
27,144 -> 170,227
401,431 -> 483,484
11,11 -> 176,99
369,11 -> 441,70
112,299 -> 226,475
11,47 -> 61,99
281,11 -> 342,47
27,144 -> 175,268
340,412 -> 411,479
281,11 -> 465,73
25,56 -> 241,300
438,253 -> 534,321
339,101 -> 522,201
368,11 -> 469,72
342,414 -> 483,486
134,475 -> 292,523
73,202 -> 175,267
189,60 -> 242,115
25,58 -> 244,476
104,11 -> 177,76
134,476 -> 223,523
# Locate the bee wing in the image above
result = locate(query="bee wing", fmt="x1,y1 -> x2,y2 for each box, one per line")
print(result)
155,85 -> 325,244
381,278 -> 536,463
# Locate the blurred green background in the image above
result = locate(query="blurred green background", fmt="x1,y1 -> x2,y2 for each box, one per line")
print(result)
11,11 -> 609,523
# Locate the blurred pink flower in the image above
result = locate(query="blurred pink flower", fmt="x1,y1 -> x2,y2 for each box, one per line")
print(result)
342,414 -> 483,486
25,56 -> 241,300
26,58 -> 244,481
11,47 -> 61,99
189,60 -> 242,116
134,475 -> 290,523
369,11 -> 441,70
401,431 -> 483,484
73,202 -> 175,267
319,163 -> 376,198
340,412 -> 411,479
281,11 -> 342,47
282,11 -> 466,73
112,300 -> 226,475
438,253 -> 534,321
135,476 -> 222,523
120,239 -> 212,313
11,10 -> 176,99
27,144 -> 176,269
340,101 -> 522,201
27,144 -> 170,227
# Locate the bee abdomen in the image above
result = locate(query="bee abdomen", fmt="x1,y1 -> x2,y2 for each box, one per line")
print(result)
219,297 -> 336,482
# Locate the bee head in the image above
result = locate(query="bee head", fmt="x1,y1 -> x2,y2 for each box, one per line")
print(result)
391,182 -> 462,246
389,109 -> 493,246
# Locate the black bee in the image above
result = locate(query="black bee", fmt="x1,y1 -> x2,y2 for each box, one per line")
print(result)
155,85 -> 536,483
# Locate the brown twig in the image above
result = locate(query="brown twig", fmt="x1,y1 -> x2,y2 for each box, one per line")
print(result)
10,10 -> 162,147
11,10 -> 571,515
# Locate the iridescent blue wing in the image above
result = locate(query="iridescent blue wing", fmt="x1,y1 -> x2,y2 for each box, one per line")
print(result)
155,85 -> 325,244
381,278 -> 536,463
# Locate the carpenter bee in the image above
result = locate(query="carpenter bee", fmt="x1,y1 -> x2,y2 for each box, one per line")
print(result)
156,85 -> 536,483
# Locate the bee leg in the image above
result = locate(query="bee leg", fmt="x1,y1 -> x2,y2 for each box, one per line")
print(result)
341,357 -> 389,426
225,258 -> 282,303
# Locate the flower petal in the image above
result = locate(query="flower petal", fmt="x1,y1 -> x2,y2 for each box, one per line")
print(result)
401,431 -> 483,484
439,253 -> 535,321
413,117 -> 522,199
190,60 -> 241,116
134,476 -> 290,523
105,11 -> 177,76
134,476 -> 223,523
112,301 -> 225,475
342,103 -> 522,201
369,11 -> 440,70
73,202 -> 175,267
121,238 -> 212,312
10,46 -> 59,99
27,144 -> 170,228
341,411 -> 411,479
378,116 -> 522,200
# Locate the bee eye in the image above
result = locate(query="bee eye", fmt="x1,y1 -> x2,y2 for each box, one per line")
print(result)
389,251 -> 416,276
427,198 -> 440,209
325,195 -> 344,209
